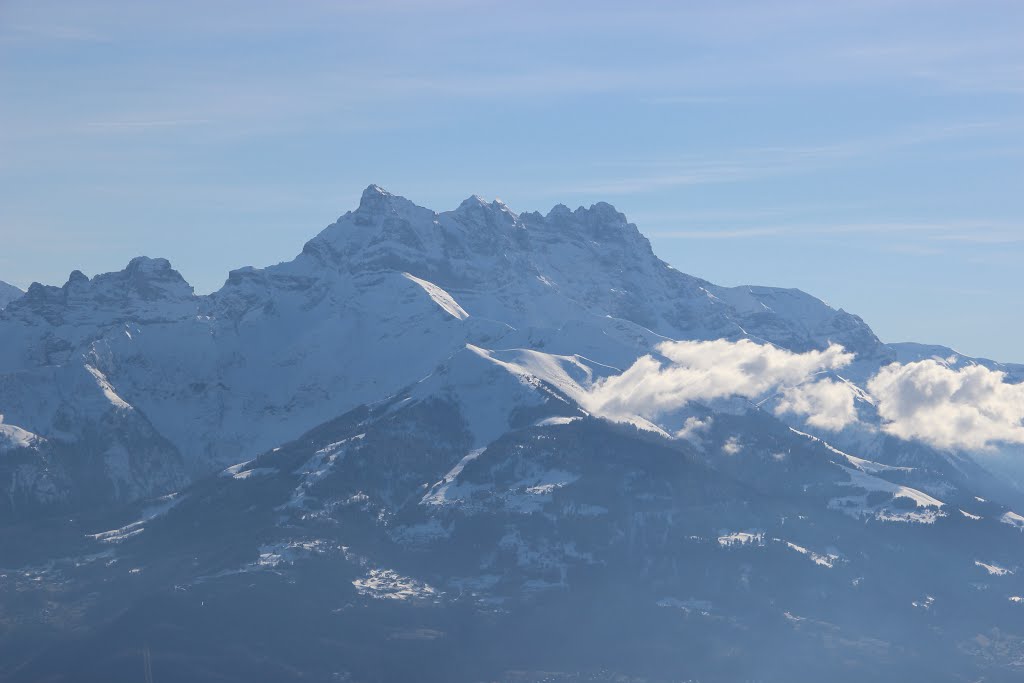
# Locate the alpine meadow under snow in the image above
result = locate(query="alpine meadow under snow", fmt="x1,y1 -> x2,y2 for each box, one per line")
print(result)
2,186 -> 1024,682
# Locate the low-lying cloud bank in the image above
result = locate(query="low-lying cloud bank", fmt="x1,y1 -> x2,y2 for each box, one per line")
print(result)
584,339 -> 853,421
584,339 -> 1024,452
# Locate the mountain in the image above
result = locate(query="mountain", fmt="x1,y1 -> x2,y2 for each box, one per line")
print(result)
0,279 -> 23,310
2,187 -> 1023,682
0,186 -> 891,512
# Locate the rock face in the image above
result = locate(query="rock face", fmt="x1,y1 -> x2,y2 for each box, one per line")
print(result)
0,280 -> 22,310
2,187 -> 1023,682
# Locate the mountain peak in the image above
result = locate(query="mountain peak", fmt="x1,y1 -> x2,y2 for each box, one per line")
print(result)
5,256 -> 195,327
124,255 -> 174,274
355,183 -> 411,215
116,256 -> 193,298
452,194 -> 520,226
455,194 -> 488,211
66,270 -> 89,285
347,184 -> 435,228
584,201 -> 625,220
528,199 -> 648,252
359,183 -> 390,204
546,203 -> 572,220
543,201 -> 626,223
215,185 -> 879,362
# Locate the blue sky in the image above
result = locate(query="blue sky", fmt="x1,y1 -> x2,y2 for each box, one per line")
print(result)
1,1 -> 1022,361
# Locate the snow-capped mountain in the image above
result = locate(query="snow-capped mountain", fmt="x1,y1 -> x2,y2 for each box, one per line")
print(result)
2,187 -> 1023,682
0,186 -> 895,507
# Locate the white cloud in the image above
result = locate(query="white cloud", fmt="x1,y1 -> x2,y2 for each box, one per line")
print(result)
578,339 -> 1024,452
775,379 -> 858,430
562,121 -> 1007,196
583,338 -> 854,425
867,360 -> 1024,450
675,416 -> 712,443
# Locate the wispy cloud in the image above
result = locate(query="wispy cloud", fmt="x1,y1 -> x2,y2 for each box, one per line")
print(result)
649,219 -> 1021,245
85,119 -> 212,130
0,22 -> 105,43
560,121 -> 1011,196
929,231 -> 1024,245
642,95 -> 733,105
652,226 -> 791,239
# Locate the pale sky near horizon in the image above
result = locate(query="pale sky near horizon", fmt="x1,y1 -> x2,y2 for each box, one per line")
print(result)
1,1 -> 1022,361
